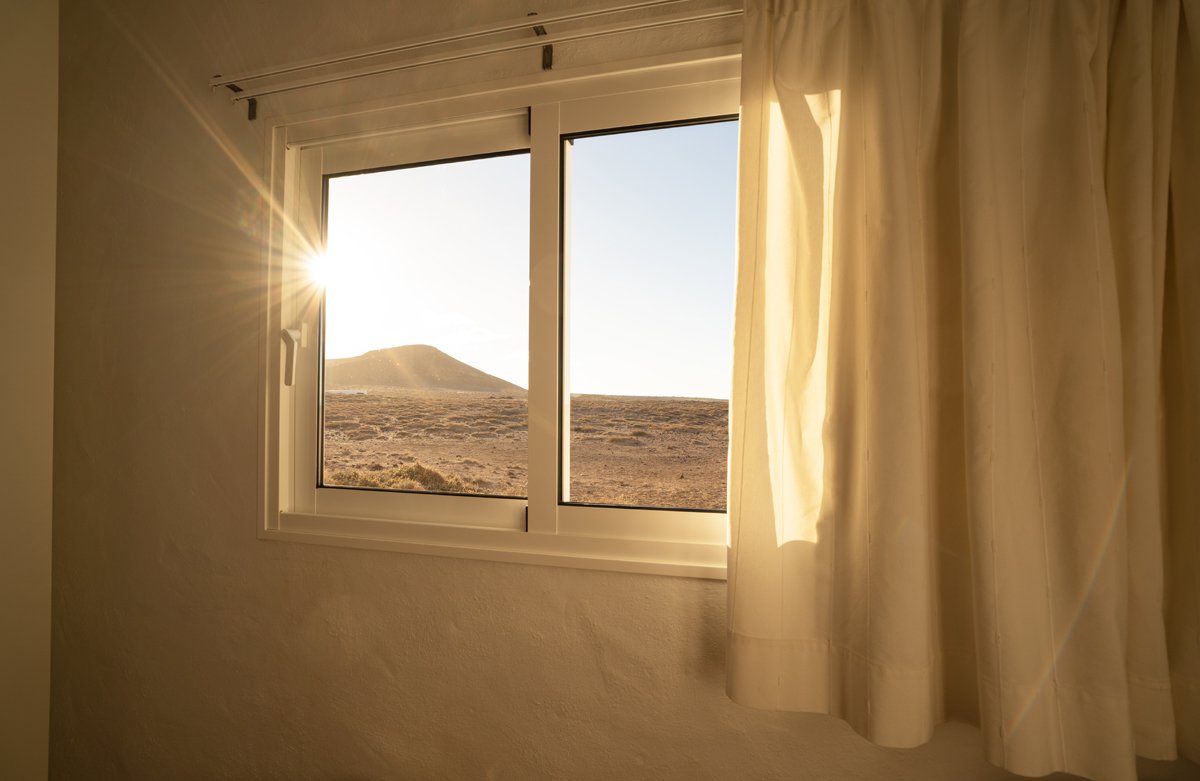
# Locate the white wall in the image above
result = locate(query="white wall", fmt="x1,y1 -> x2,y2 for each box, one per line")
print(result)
0,1 -> 57,778
47,1 -> 1197,779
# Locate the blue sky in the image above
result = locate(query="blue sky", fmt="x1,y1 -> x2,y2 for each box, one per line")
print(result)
567,120 -> 738,398
321,119 -> 738,399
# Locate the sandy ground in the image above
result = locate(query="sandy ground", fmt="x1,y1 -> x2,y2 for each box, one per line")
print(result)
322,388 -> 727,511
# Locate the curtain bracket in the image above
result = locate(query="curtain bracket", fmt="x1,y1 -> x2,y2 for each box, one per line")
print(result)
529,12 -> 554,70
220,80 -> 257,121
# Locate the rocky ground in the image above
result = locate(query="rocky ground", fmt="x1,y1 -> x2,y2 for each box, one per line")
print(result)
321,388 -> 727,511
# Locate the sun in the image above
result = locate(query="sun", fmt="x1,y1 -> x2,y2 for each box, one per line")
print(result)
305,252 -> 336,289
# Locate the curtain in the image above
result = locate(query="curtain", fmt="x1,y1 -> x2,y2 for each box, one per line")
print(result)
726,2 -> 1198,780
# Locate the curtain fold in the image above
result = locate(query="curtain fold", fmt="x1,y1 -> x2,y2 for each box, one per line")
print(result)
726,2 -> 1199,779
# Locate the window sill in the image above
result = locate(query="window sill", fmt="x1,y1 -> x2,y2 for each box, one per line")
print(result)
264,511 -> 727,579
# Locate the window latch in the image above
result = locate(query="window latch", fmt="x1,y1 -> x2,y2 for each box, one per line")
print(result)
281,325 -> 307,387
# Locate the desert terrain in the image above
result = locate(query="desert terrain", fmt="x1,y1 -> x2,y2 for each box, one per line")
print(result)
321,345 -> 728,511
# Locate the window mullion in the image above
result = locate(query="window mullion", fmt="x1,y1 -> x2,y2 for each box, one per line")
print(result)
526,103 -> 563,535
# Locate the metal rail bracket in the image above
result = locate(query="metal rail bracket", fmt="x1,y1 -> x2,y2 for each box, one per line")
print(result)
530,12 -> 553,70
219,80 -> 257,121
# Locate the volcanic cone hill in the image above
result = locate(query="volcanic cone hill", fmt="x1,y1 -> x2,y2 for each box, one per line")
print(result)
324,344 -> 524,393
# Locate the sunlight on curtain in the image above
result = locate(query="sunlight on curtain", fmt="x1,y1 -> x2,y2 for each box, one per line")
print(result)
759,94 -> 839,547
726,2 -> 1199,780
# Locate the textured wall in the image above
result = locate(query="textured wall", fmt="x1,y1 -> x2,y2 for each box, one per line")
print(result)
1,1 -> 57,778
49,1 -> 1198,779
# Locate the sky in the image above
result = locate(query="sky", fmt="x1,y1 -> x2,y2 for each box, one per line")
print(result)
321,119 -> 738,399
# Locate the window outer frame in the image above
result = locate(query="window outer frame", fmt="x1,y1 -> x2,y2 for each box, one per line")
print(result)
260,49 -> 740,579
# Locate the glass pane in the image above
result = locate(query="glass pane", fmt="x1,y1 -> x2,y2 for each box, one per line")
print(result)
320,152 -> 529,497
564,120 -> 737,511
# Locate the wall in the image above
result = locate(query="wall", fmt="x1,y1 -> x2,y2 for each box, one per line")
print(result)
0,1 -> 58,778
48,1 -> 1197,779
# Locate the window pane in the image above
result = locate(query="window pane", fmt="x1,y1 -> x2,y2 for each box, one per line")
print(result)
321,152 -> 529,497
564,120 -> 737,511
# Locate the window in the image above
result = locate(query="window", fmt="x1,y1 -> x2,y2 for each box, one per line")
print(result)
321,151 -> 531,500
562,120 -> 737,512
263,54 -> 740,577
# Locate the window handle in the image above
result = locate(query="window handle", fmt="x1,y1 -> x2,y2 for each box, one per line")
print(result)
281,326 -> 306,387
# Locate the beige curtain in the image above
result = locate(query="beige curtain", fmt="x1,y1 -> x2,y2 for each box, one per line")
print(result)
726,2 -> 1199,780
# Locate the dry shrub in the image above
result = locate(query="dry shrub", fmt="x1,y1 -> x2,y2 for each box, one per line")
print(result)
326,463 -> 471,493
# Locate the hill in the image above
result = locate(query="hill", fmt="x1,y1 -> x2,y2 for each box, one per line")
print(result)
324,344 -> 523,393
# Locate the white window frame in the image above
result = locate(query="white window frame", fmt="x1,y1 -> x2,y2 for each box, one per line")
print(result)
259,48 -> 739,579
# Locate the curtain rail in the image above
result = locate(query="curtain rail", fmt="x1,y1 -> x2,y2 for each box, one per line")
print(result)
212,1 -> 742,104
211,0 -> 698,89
